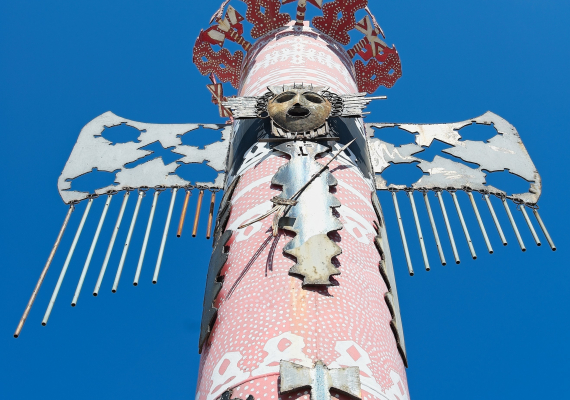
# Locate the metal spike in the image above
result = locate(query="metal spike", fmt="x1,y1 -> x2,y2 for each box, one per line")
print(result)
134,190 -> 160,286
422,191 -> 446,266
43,198 -> 93,326
484,194 -> 507,246
519,205 -> 541,246
532,208 -> 556,251
72,195 -> 112,306
392,191 -> 414,276
192,189 -> 205,237
502,198 -> 525,252
206,191 -> 217,240
436,191 -> 460,264
177,188 -> 192,237
153,188 -> 178,284
112,191 -> 144,293
407,191 -> 430,271
14,205 -> 74,338
93,191 -> 130,296
467,192 -> 493,254
450,192 -> 476,260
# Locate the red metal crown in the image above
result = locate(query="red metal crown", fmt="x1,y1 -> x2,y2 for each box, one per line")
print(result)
192,0 -> 402,95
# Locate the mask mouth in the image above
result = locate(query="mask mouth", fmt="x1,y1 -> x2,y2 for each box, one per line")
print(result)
287,105 -> 311,119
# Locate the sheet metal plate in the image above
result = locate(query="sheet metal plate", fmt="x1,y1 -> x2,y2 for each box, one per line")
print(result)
367,112 -> 541,204
58,112 -> 231,203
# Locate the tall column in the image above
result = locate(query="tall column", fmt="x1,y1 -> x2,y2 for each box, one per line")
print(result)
197,24 -> 410,400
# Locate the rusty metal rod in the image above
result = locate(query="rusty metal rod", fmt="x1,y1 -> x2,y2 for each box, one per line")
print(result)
14,205 -> 74,338
423,192 -> 446,266
532,208 -> 556,251
134,190 -> 159,286
206,191 -> 216,240
407,191 -> 430,271
153,188 -> 178,284
502,198 -> 525,252
436,191 -> 460,264
43,198 -> 93,326
112,191 -> 144,293
392,192 -> 414,276
177,189 -> 192,237
484,194 -> 507,246
72,195 -> 112,306
519,206 -> 541,246
192,190 -> 204,237
467,192 -> 493,254
93,191 -> 130,296
451,192 -> 476,260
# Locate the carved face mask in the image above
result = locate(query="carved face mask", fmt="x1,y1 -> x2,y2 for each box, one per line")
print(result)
267,89 -> 332,133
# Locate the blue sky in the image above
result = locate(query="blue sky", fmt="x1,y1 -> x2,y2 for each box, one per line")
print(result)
1,1 -> 568,399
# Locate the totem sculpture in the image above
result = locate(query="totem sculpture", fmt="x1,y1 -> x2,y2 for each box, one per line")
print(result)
15,2 -> 555,400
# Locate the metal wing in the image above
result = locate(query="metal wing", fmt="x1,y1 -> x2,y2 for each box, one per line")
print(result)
367,111 -> 540,204
58,111 -> 230,204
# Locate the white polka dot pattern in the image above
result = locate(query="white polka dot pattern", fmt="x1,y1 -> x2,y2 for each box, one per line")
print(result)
195,151 -> 409,400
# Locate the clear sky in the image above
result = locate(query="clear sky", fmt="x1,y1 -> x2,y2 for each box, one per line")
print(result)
1,1 -> 568,399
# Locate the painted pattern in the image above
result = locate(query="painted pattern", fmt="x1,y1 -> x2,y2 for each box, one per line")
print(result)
239,24 -> 358,96
196,150 -> 409,400
196,18 -> 409,400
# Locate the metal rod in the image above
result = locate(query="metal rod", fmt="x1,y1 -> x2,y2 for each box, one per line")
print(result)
407,191 -> 430,271
467,192 -> 493,254
112,191 -> 144,293
520,206 -> 541,246
436,191 -> 460,264
451,192 -> 477,260
206,191 -> 216,240
93,191 -> 130,296
134,190 -> 160,286
177,189 -> 192,237
14,205 -> 74,338
71,195 -> 112,306
42,199 -> 93,326
533,208 -> 556,251
153,188 -> 178,284
484,194 -> 507,246
423,192 -> 446,266
192,190 -> 204,237
502,198 -> 526,252
392,192 -> 414,276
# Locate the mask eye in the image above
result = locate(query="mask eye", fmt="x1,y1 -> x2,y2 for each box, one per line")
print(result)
274,92 -> 296,103
303,92 -> 324,104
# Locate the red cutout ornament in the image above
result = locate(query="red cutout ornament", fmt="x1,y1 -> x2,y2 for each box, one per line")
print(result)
312,0 -> 368,45
206,83 -> 232,118
216,6 -> 251,51
355,46 -> 402,92
193,36 -> 244,88
241,0 -> 290,39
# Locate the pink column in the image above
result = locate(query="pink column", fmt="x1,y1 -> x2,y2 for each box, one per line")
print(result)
196,24 -> 410,400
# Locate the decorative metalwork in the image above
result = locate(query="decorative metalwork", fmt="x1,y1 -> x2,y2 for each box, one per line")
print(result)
192,0 -> 403,111
223,85 -> 386,123
193,38 -> 244,88
267,88 -> 332,134
368,112 -> 542,204
200,230 -> 233,352
371,192 -> 408,367
311,0 -> 367,45
279,360 -> 361,400
272,141 -> 342,285
241,0 -> 290,39
58,112 -> 231,203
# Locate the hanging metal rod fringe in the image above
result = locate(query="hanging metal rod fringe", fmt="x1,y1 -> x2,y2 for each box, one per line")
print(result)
14,205 -> 75,338
43,198 -> 94,325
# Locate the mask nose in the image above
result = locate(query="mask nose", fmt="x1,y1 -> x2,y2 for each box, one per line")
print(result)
287,104 -> 311,118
